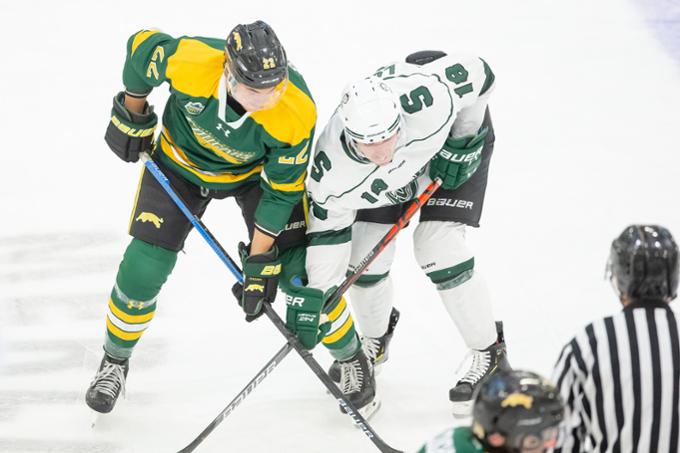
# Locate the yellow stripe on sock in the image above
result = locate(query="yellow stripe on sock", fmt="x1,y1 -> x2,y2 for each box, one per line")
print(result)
322,315 -> 354,344
327,296 -> 347,322
108,298 -> 156,324
106,317 -> 145,341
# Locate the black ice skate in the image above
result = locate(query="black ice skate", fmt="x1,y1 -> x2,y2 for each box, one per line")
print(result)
86,353 -> 129,414
450,321 -> 511,417
338,348 -> 381,420
329,307 -> 400,383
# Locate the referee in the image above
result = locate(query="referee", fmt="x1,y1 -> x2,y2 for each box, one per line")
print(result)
552,225 -> 679,453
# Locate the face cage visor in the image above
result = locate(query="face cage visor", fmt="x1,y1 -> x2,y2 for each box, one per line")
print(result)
225,61 -> 288,111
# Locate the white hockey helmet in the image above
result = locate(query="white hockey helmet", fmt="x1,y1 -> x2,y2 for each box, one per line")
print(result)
339,76 -> 401,144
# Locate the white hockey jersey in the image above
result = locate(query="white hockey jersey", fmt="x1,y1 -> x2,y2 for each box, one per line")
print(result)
306,53 -> 495,291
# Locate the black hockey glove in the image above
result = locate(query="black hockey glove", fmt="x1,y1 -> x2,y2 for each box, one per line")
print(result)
104,91 -> 157,163
232,242 -> 281,322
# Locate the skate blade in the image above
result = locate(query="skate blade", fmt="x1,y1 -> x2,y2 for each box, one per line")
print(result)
90,410 -> 102,429
451,400 -> 473,419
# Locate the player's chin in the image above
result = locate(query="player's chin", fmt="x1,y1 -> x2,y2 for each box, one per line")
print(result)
372,157 -> 393,166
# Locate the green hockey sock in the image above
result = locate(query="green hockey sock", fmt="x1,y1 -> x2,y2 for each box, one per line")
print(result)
104,238 -> 178,359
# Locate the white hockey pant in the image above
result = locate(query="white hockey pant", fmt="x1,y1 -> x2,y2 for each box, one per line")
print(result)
348,220 -> 497,350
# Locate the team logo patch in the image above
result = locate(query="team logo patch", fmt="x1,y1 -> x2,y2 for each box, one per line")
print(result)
244,284 -> 265,293
184,101 -> 205,115
385,180 -> 418,204
232,32 -> 242,50
262,57 -> 276,69
126,300 -> 147,310
136,212 -> 164,229
501,392 -> 534,409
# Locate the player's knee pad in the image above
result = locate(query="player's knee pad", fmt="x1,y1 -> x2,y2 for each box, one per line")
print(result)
116,238 -> 178,304
349,276 -> 394,338
349,222 -> 396,286
413,221 -> 474,290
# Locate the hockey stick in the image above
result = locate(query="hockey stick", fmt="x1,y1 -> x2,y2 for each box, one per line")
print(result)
140,154 -> 403,453
325,177 -> 442,309
176,341 -> 293,453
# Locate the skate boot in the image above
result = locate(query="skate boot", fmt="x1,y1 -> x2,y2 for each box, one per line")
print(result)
86,353 -> 129,414
450,321 -> 511,417
329,307 -> 400,383
338,348 -> 381,419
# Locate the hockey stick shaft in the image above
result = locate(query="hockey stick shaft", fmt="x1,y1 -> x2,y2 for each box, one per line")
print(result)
325,177 -> 442,308
176,342 -> 294,453
141,154 -> 402,453
140,154 -> 243,282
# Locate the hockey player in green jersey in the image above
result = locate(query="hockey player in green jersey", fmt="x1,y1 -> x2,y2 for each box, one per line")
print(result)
417,370 -> 564,453
86,21 -> 324,414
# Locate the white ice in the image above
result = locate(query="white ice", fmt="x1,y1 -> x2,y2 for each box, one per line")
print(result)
1,0 -> 679,452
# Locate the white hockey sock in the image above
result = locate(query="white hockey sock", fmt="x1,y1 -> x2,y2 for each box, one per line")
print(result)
438,271 -> 497,350
348,276 -> 394,338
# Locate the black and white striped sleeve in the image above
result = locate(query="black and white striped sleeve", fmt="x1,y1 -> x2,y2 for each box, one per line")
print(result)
552,336 -> 586,453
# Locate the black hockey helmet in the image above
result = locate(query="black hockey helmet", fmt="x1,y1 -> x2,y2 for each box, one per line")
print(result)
472,370 -> 564,453
607,225 -> 679,302
225,21 -> 288,89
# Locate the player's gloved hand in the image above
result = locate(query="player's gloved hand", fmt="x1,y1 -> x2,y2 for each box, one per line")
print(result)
283,277 -> 333,350
429,127 -> 488,189
104,91 -> 157,163
232,242 -> 281,322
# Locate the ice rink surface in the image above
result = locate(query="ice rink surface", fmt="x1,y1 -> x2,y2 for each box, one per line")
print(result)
1,0 -> 679,451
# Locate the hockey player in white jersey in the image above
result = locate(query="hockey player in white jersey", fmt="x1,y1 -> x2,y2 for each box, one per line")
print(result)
282,50 -> 509,417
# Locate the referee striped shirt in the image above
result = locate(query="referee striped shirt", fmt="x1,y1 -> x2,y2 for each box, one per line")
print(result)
551,301 -> 680,452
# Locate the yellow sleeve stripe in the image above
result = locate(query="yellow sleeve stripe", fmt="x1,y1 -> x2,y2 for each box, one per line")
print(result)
106,318 -> 145,341
251,81 -> 316,145
131,29 -> 160,56
327,296 -> 347,321
323,315 -> 354,344
267,171 -> 306,192
108,298 -> 156,324
166,38 -> 224,99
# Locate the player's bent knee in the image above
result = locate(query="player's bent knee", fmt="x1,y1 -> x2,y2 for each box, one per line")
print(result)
349,222 -> 396,277
413,221 -> 475,290
116,238 -> 178,301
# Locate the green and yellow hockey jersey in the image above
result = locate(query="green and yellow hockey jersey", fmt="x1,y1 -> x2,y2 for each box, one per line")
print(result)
122,30 -> 316,236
